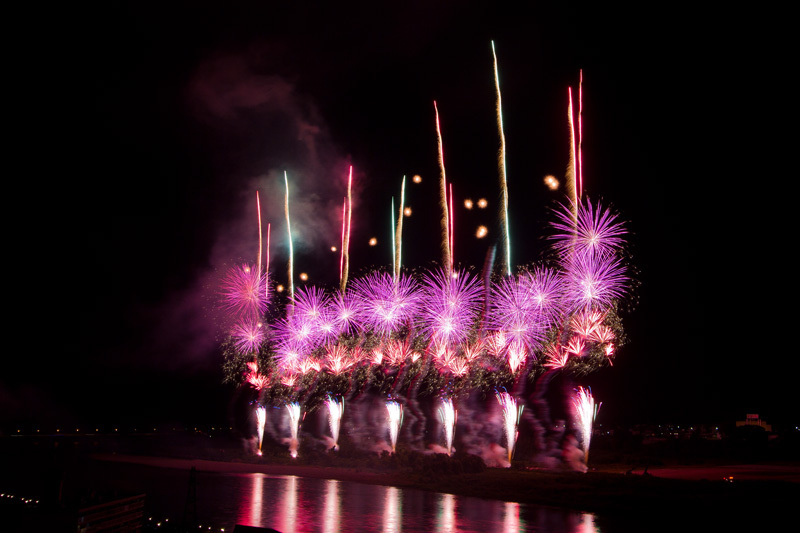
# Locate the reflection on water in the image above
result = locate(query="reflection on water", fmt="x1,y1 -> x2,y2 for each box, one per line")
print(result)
383,486 -> 401,533
225,473 -> 597,533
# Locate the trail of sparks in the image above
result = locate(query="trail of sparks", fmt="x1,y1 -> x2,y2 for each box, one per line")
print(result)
284,172 -> 294,301
256,191 -> 263,275
449,182 -> 454,272
434,101 -> 452,275
496,392 -> 523,464
394,176 -> 405,282
386,400 -> 403,453
438,398 -> 457,456
326,396 -> 344,451
256,405 -> 266,456
341,166 -> 353,292
287,402 -> 301,458
340,198 -> 346,284
567,87 -> 578,218
578,69 -> 583,200
391,197 -> 396,278
492,41 -> 511,276
573,387 -> 600,466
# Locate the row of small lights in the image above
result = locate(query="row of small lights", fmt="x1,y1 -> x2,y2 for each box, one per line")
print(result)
11,427 -> 233,434
147,516 -> 226,531
0,493 -> 40,505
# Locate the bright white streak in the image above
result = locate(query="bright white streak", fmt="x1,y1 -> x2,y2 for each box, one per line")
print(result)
492,41 -> 511,276
386,400 -> 403,453
567,88 -> 578,218
391,197 -> 396,279
287,402 -> 301,458
573,387 -> 600,466
326,397 -> 344,451
496,392 -> 523,464
339,198 -> 346,284
438,398 -> 457,456
256,405 -> 267,455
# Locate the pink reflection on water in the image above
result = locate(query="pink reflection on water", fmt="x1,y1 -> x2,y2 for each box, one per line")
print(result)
576,513 -> 599,533
236,473 -> 265,528
277,475 -> 298,533
323,479 -> 340,533
383,486 -> 402,533
503,501 -> 520,532
436,493 -> 457,532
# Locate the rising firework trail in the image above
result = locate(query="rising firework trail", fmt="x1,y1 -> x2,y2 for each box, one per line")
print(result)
386,400 -> 403,453
341,166 -> 353,292
567,87 -> 578,217
578,69 -> 583,200
573,387 -> 600,466
256,405 -> 266,456
326,396 -> 344,451
256,191 -> 263,275
394,176 -> 405,282
492,40 -> 511,276
496,391 -> 523,464
287,402 -> 302,458
449,182 -> 454,271
438,398 -> 457,456
340,198 -> 346,284
434,101 -> 452,275
284,172 -> 294,301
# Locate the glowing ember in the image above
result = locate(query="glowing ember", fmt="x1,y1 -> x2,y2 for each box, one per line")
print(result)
412,174 -> 422,183
544,175 -> 559,190
476,225 -> 488,238
369,237 -> 378,246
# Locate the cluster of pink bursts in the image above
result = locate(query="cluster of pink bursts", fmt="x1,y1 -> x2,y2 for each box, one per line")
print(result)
227,198 -> 627,462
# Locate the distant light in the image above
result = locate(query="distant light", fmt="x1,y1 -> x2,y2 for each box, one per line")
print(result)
412,175 -> 422,183
477,198 -> 488,209
476,225 -> 488,238
403,207 -> 412,217
299,272 -> 308,281
464,199 -> 474,209
276,284 -> 285,293
369,237 -> 377,246
331,246 -> 337,252
544,175 -> 559,190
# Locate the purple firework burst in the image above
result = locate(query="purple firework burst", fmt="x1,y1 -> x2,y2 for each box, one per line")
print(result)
220,264 -> 268,319
420,269 -> 483,347
562,252 -> 628,312
488,276 -> 549,357
550,198 -> 627,261
351,272 -> 421,337
230,319 -> 267,355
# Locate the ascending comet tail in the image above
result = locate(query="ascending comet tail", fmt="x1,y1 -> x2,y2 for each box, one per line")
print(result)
434,101 -> 452,275
284,171 -> 294,300
492,41 -> 511,276
340,166 -> 353,292
394,176 -> 405,282
567,87 -> 578,216
256,191 -> 263,275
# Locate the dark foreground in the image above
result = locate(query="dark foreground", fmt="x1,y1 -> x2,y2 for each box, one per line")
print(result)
3,431 -> 799,531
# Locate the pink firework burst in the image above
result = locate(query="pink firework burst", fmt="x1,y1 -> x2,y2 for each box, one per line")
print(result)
550,198 -> 627,261
544,344 -> 570,369
324,344 -> 355,375
220,264 -> 268,319
351,272 -> 421,337
488,276 -> 548,359
562,252 -> 628,313
420,269 -> 483,347
230,320 -> 267,355
521,267 -> 566,329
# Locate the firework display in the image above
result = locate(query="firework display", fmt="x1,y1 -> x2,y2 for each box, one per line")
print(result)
216,55 -> 634,470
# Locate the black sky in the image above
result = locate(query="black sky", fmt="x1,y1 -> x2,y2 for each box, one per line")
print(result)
5,2 -> 795,430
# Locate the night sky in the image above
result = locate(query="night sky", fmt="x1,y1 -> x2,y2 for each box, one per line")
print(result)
5,3 -> 794,430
